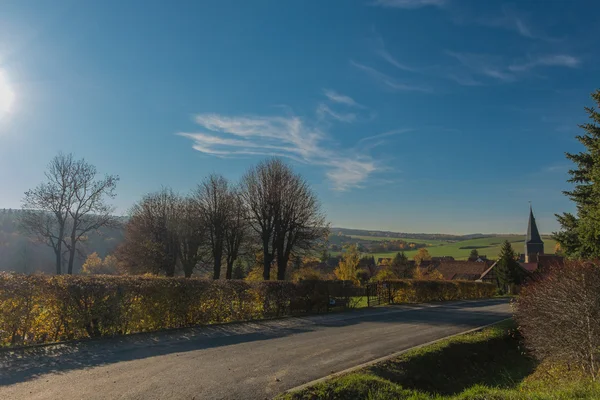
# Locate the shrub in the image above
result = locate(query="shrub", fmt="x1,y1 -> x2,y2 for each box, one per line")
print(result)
515,260 -> 600,379
384,279 -> 496,303
0,274 -> 496,347
292,267 -> 323,282
373,268 -> 398,281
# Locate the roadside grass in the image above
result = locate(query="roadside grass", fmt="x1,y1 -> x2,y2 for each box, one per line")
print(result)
351,296 -> 369,308
278,320 -> 600,400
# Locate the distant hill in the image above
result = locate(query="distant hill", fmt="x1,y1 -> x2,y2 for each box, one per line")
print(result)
0,211 -> 553,273
330,228 -> 489,242
0,209 -> 125,274
328,228 -> 556,261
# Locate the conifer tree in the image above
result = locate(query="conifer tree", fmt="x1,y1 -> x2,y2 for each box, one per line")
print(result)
555,89 -> 600,258
495,240 -> 524,294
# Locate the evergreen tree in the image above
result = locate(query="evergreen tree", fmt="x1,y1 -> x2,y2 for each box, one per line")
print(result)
232,260 -> 246,279
392,251 -> 408,266
554,89 -> 600,258
469,249 -> 479,259
495,240 -> 524,294
390,251 -> 411,278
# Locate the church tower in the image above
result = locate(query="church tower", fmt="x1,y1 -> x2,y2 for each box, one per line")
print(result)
525,205 -> 544,262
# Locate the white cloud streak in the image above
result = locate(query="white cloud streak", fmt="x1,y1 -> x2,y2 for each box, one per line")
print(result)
370,0 -> 446,9
509,54 -> 581,72
445,51 -> 516,82
445,50 -> 582,83
316,103 -> 357,123
376,48 -> 417,72
322,89 -> 364,108
351,60 -> 432,92
358,128 -> 413,144
179,113 -> 379,191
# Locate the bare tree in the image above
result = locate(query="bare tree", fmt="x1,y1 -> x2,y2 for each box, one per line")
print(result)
21,153 -> 118,274
116,188 -> 180,276
63,159 -> 119,274
224,189 -> 247,279
240,160 -> 281,280
177,196 -> 205,278
240,159 -> 328,280
21,153 -> 118,275
21,153 -> 74,274
273,170 -> 328,280
194,175 -> 230,279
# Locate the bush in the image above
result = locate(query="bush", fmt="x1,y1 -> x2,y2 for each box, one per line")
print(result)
0,274 -> 496,347
383,279 -> 496,303
515,260 -> 600,379
0,274 -> 356,346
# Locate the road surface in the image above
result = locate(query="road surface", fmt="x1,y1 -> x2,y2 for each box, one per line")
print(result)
0,298 -> 510,400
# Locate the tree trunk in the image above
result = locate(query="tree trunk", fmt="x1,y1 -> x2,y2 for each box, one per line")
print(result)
213,248 -> 222,279
55,248 -> 62,275
67,234 -> 76,275
226,260 -> 233,280
183,264 -> 193,278
276,248 -> 286,281
262,238 -> 271,280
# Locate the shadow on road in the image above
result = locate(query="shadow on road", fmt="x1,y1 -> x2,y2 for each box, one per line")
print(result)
0,299 -> 510,387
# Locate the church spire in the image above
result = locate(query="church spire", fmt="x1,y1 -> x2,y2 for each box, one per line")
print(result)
525,204 -> 544,262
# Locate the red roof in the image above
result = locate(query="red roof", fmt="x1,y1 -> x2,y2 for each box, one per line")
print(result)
519,262 -> 539,272
435,261 -> 491,281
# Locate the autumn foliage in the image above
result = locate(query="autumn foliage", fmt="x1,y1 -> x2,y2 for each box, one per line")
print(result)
377,279 -> 496,303
0,273 -> 356,347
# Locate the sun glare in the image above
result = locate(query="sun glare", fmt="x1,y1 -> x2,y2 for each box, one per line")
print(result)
0,69 -> 15,115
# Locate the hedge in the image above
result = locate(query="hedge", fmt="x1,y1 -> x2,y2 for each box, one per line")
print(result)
380,279 -> 497,304
0,274 -> 495,347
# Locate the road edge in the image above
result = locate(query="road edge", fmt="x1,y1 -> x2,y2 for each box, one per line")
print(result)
284,317 -> 513,394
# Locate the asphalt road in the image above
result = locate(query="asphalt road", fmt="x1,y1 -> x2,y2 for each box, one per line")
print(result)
0,298 -> 510,400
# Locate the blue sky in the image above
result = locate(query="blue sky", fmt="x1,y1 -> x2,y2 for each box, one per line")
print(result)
0,0 -> 598,234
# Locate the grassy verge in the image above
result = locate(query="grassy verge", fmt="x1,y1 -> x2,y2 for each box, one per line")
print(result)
278,320 -> 600,399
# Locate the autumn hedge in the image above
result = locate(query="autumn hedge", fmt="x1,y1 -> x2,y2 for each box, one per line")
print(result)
0,274 -> 495,347
381,279 -> 497,303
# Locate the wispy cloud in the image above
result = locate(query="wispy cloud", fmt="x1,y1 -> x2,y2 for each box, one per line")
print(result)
371,30 -> 419,73
445,51 -> 516,82
376,48 -> 417,72
358,128 -> 413,144
351,60 -> 431,92
542,164 -> 570,173
178,113 -> 379,191
447,74 -> 484,86
316,103 -> 356,123
322,89 -> 364,108
476,14 -> 534,39
370,0 -> 446,9
445,50 -> 582,84
509,54 -> 580,72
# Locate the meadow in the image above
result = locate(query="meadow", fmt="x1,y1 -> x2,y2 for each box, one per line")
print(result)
347,234 -> 556,261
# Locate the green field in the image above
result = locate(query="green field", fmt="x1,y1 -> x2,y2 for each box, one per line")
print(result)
347,235 -> 449,246
354,234 -> 556,261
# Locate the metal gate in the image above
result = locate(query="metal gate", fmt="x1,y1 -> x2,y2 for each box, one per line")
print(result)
366,282 -> 391,307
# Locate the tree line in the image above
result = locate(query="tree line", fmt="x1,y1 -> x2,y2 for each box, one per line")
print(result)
19,156 -> 328,279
